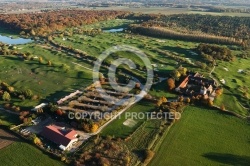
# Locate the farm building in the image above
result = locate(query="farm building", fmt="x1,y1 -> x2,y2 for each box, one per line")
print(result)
31,103 -> 48,112
40,124 -> 78,151
175,72 -> 217,97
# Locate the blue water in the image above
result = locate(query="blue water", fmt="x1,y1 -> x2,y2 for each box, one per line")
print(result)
0,35 -> 33,45
103,28 -> 124,33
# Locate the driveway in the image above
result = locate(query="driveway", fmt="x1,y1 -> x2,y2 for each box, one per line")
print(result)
26,117 -> 53,134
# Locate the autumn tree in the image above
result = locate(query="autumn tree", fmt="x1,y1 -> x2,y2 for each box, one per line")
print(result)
171,70 -> 181,80
144,149 -> 155,164
2,91 -> 11,101
23,89 -> 33,98
56,109 -> 63,116
7,86 -> 14,93
178,96 -> 184,102
48,60 -> 52,66
91,124 -> 99,133
207,99 -> 214,107
220,104 -> 226,111
135,82 -> 141,89
39,57 -> 43,64
167,78 -> 175,91
215,88 -> 223,96
30,29 -> 36,36
178,66 -> 187,76
34,137 -> 42,145
156,99 -> 163,107
160,96 -> 167,103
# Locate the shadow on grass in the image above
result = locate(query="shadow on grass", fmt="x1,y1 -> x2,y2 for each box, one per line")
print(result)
160,45 -> 200,61
132,149 -> 145,162
203,153 -> 250,166
2,55 -> 23,61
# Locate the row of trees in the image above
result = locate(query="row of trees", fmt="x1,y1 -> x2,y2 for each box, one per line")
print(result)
128,25 -> 242,45
0,81 -> 36,102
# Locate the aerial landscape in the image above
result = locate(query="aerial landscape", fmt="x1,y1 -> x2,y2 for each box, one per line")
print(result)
0,0 -> 249,166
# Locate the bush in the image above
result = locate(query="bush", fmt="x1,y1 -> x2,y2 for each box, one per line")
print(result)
143,149 -> 155,164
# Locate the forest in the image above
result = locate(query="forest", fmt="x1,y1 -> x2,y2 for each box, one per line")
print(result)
129,14 -> 250,47
196,43 -> 235,62
0,10 -> 130,36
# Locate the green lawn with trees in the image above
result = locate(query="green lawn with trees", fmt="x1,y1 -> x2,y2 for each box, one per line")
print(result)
0,44 -> 93,108
150,106 -> 250,166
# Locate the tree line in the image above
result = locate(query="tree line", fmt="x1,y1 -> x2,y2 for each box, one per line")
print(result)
128,14 -> 250,47
0,10 -> 130,36
128,25 -> 243,46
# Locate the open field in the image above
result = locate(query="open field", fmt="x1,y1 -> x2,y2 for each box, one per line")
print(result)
150,106 -> 250,166
188,11 -> 250,17
0,129 -> 18,149
0,142 -> 65,166
82,7 -> 250,17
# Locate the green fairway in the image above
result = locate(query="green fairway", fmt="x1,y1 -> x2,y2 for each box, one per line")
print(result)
213,54 -> 250,115
150,106 -> 250,166
0,45 -> 93,108
0,142 -> 65,166
101,101 -> 155,138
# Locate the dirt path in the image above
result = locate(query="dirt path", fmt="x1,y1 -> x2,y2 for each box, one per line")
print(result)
213,105 -> 248,119
72,62 -> 93,71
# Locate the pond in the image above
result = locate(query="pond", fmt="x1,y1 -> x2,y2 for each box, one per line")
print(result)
0,34 -> 33,45
103,28 -> 124,33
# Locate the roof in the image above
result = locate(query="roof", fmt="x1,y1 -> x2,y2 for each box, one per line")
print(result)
178,76 -> 189,88
31,103 -> 48,111
41,125 -> 77,147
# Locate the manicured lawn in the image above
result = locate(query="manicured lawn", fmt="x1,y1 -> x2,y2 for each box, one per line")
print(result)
0,45 -> 93,107
149,81 -> 177,98
101,101 -> 155,138
53,19 -> 201,74
0,142 -> 65,166
150,106 -> 250,166
213,55 -> 250,115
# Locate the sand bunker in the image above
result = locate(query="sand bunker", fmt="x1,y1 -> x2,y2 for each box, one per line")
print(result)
123,119 -> 137,128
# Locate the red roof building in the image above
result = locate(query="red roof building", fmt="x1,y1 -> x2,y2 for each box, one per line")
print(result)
41,124 -> 78,150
